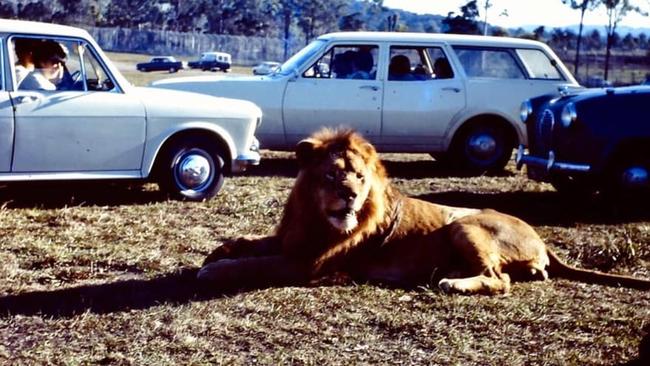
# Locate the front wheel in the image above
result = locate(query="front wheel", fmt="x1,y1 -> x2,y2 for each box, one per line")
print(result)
449,123 -> 513,174
158,137 -> 226,201
605,156 -> 650,197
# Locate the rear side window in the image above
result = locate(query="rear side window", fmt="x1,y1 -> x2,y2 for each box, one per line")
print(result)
516,48 -> 563,80
453,47 -> 525,79
387,46 -> 454,81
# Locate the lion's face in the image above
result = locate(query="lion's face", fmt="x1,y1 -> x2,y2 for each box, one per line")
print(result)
316,149 -> 373,232
296,129 -> 381,233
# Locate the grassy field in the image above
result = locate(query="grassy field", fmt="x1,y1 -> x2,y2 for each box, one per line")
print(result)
105,51 -> 254,86
0,54 -> 648,365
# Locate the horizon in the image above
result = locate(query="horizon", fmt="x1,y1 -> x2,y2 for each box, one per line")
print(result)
383,0 -> 650,30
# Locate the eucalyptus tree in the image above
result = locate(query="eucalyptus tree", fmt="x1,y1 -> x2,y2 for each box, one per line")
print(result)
562,0 -> 600,77
602,0 -> 648,80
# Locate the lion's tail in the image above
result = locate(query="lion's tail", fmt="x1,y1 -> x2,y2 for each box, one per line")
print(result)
547,249 -> 650,290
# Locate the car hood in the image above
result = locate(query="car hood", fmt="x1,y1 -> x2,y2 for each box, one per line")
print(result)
150,74 -> 282,106
552,85 -> 650,105
131,86 -> 262,119
153,74 -> 273,85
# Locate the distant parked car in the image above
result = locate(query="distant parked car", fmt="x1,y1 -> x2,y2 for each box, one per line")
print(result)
153,31 -> 579,173
252,61 -> 280,75
1,19 -> 262,201
516,85 -> 650,195
188,52 -> 231,72
136,56 -> 185,73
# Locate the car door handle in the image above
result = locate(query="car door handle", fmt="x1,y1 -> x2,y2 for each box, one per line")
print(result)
15,95 -> 40,104
359,85 -> 380,91
442,87 -> 462,93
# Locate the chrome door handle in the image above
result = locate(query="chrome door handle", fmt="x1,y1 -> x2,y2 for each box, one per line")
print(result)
442,87 -> 461,93
16,95 -> 40,104
359,85 -> 380,91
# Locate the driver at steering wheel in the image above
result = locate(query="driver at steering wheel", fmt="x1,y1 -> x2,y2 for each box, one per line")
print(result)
19,40 -> 76,91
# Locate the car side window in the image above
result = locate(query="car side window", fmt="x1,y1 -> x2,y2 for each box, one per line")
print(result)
388,46 -> 454,81
81,44 -> 116,91
516,48 -> 564,80
13,37 -> 85,91
303,45 -> 378,80
453,46 -> 525,79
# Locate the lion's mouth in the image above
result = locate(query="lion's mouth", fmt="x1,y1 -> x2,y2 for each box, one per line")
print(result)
328,208 -> 356,220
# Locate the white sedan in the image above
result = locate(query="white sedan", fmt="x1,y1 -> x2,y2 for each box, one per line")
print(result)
153,31 -> 580,173
0,19 -> 261,201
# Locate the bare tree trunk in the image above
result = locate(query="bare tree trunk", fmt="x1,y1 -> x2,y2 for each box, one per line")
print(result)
574,6 -> 587,78
604,31 -> 613,81
283,9 -> 291,61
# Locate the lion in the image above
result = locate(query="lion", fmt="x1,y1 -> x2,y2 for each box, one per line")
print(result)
198,128 -> 650,295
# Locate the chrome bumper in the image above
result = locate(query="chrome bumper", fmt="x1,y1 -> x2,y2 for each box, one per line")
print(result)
232,138 -> 261,173
515,145 -> 591,173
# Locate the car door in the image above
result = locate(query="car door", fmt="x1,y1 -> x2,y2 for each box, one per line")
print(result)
282,44 -> 382,146
381,45 -> 466,151
9,37 -> 146,173
0,37 -> 14,172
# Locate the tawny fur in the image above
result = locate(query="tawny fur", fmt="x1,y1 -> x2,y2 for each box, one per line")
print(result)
198,128 -> 650,294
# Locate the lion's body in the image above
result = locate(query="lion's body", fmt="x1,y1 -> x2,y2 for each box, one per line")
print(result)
199,129 -> 650,294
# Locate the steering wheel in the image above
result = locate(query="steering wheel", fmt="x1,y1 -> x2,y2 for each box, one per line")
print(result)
69,70 -> 82,82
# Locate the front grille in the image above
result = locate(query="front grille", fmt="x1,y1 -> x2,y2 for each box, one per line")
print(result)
535,109 -> 555,153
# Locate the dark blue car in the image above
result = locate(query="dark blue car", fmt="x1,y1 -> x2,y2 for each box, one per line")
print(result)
516,85 -> 650,195
136,56 -> 185,73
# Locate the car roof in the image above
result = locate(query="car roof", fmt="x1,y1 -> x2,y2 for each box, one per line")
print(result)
0,19 -> 90,38
202,52 -> 230,56
317,31 -> 548,48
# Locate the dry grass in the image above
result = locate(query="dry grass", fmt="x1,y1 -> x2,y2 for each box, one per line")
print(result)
0,55 -> 648,365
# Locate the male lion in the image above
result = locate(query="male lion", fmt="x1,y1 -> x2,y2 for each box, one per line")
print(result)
198,128 -> 650,295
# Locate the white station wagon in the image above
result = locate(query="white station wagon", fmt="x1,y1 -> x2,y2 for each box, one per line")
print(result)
0,20 -> 261,200
154,31 -> 580,173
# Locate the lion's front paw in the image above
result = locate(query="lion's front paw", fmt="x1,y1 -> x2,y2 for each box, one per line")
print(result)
197,259 -> 238,282
438,278 -> 454,293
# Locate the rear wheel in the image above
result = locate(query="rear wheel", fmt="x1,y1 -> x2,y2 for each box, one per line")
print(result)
449,122 -> 514,174
158,136 -> 226,201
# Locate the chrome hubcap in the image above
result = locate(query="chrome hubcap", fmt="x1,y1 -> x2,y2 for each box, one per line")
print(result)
621,166 -> 649,188
176,152 -> 212,190
467,133 -> 497,160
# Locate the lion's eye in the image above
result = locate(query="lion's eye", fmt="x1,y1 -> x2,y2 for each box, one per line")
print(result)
356,173 -> 364,181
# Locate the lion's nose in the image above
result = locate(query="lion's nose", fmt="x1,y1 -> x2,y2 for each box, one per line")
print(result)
338,186 -> 357,202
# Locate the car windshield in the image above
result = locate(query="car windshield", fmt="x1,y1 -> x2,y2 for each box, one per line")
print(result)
274,39 -> 326,76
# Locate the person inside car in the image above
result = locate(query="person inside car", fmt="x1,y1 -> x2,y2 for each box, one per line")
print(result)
13,38 -> 37,86
347,50 -> 373,80
388,54 -> 415,81
19,40 -> 68,91
332,51 -> 354,79
433,57 -> 454,79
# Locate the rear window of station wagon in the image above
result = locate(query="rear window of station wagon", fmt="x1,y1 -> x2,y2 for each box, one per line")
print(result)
452,46 -> 564,80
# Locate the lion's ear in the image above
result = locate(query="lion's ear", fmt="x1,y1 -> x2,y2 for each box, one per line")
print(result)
296,138 -> 322,167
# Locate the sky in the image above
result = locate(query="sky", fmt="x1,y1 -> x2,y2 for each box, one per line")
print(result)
382,0 -> 650,29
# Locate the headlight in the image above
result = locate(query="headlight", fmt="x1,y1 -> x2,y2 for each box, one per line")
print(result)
560,103 -> 577,127
520,100 -> 533,123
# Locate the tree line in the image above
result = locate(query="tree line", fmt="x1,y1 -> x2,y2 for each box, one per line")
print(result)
2,0 -> 648,80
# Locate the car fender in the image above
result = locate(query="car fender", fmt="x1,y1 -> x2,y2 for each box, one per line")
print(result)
142,121 -> 237,178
